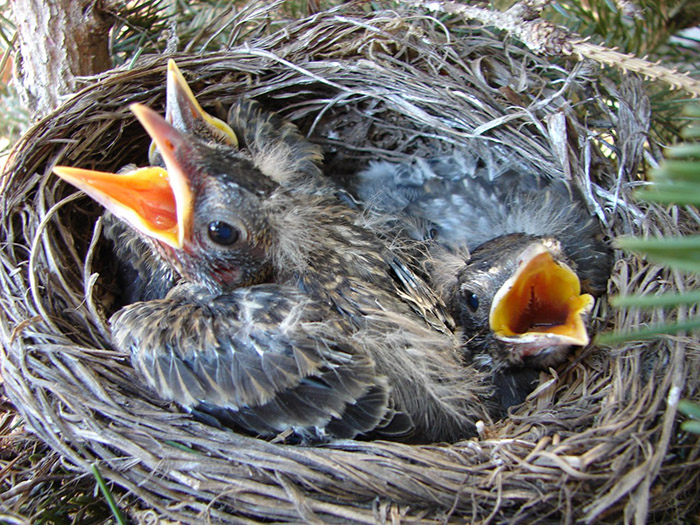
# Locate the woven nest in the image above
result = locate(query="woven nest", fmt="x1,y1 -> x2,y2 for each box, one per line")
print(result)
2,2 -> 699,523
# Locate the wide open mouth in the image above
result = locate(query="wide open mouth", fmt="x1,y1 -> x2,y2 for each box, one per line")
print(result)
53,103 -> 198,249
489,244 -> 594,351
52,164 -> 184,248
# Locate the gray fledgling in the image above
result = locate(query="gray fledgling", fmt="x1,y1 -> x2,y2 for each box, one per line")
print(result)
350,153 -> 612,410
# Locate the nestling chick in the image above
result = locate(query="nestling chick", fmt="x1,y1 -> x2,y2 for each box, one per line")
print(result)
350,153 -> 612,410
106,60 -> 331,304
53,103 -> 490,443
104,59 -> 240,303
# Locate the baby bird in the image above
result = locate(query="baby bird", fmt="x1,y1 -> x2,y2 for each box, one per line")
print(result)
53,103 -> 489,443
106,60 -> 329,304
103,59 -> 240,303
350,153 -> 612,410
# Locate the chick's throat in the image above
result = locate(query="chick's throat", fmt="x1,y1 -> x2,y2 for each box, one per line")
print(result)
489,247 -> 594,346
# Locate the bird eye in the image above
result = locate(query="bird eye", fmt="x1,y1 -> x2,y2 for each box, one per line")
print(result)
464,290 -> 479,312
207,220 -> 240,246
428,227 -> 439,240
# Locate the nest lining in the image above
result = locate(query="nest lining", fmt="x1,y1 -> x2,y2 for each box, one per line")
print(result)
1,2 -> 699,523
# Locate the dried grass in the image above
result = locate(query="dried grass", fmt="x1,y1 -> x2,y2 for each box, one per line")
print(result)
1,2 -> 699,523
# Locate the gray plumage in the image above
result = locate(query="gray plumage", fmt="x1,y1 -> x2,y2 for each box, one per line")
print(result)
353,153 -> 609,294
348,152 -> 612,410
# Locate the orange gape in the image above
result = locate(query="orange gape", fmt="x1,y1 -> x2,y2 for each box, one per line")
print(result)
52,164 -> 184,249
490,250 -> 593,344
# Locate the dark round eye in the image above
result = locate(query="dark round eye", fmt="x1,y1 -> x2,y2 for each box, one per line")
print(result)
465,290 -> 479,312
428,227 -> 439,240
207,220 -> 240,246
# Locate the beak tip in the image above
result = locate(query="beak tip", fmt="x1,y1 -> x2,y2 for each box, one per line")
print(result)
129,103 -> 149,124
52,165 -> 79,183
130,103 -> 169,138
129,102 -> 146,116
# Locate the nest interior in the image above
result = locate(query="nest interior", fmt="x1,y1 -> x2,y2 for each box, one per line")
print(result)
1,2 -> 699,523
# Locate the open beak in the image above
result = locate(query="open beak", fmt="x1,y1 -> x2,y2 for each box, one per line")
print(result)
489,243 -> 594,354
164,59 -> 238,147
53,103 -> 197,250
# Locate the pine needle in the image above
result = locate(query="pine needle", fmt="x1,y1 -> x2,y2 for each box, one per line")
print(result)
611,290 -> 700,308
91,464 -> 126,525
597,317 -> 700,344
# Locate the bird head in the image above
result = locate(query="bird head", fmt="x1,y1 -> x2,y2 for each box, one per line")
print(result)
148,59 -> 238,165
54,103 -> 278,292
452,234 -> 594,369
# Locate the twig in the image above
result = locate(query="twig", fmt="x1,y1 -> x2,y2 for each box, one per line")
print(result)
573,42 -> 700,97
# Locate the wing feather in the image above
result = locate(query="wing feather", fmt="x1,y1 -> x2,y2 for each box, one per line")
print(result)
111,282 -> 391,440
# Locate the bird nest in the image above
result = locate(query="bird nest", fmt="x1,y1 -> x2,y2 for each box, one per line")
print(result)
2,2 -> 699,523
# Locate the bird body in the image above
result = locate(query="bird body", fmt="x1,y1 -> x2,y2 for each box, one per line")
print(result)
53,85 -> 490,442
349,152 -> 612,410
110,189 -> 485,442
112,282 -> 395,441
354,154 -> 609,293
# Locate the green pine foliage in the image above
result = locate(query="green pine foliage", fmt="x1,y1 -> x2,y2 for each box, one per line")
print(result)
604,105 -> 700,433
548,0 -> 700,56
108,0 -> 343,63
546,0 -> 699,144
679,399 -> 700,434
609,105 -> 700,328
108,0 -> 244,63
